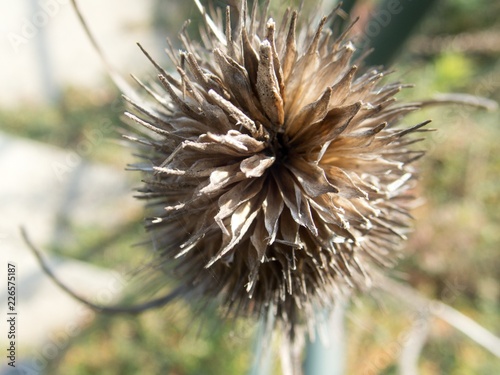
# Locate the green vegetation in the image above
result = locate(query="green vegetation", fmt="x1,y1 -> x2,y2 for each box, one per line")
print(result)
0,86 -> 127,166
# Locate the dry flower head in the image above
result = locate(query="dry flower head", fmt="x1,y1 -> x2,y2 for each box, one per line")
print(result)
124,0 -> 431,336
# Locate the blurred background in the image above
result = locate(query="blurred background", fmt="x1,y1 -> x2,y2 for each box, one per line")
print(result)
0,0 -> 499,374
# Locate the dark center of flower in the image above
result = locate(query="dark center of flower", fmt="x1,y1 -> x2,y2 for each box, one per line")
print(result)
266,130 -> 290,165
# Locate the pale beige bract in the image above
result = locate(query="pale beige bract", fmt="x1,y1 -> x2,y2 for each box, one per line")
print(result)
124,1 -> 429,336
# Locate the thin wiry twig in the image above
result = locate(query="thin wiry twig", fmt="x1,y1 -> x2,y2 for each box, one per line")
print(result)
70,0 -> 138,100
377,274 -> 500,358
419,93 -> 498,111
21,227 -> 185,314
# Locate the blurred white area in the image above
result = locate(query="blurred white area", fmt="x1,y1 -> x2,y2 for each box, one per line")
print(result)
0,2 -> 159,364
0,0 -> 158,106
0,1 -> 159,372
0,132 -> 143,373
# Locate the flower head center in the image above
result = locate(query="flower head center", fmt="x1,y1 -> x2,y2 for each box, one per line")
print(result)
267,130 -> 290,166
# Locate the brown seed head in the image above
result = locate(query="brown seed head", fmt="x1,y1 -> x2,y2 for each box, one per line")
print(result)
125,1 -> 429,336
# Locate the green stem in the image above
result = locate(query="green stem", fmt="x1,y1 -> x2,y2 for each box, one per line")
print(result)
248,307 -> 275,375
303,298 -> 348,375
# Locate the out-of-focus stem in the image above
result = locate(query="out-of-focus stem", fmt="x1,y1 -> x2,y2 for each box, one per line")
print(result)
303,297 -> 348,375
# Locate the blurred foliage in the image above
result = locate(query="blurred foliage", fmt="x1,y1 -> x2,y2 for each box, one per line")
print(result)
418,0 -> 500,35
2,0 -> 499,374
0,86 -> 127,167
363,0 -> 439,66
433,52 -> 474,91
43,307 -> 253,375
345,0 -> 500,372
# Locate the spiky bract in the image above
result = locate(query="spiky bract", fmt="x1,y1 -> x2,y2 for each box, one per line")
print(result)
125,1 -> 428,335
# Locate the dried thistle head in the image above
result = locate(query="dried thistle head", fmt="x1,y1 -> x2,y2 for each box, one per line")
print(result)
124,1 -> 429,336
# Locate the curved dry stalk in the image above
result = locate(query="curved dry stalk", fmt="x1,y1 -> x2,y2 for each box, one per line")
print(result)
419,93 -> 498,111
21,227 -> 185,314
376,274 -> 500,358
70,0 -> 138,101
